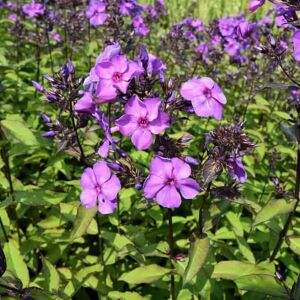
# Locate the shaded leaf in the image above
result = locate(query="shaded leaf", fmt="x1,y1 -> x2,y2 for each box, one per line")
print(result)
202,159 -> 223,185
0,244 -> 6,277
108,291 -> 146,300
70,206 -> 97,240
42,258 -> 60,293
183,235 -> 210,286
253,199 -> 295,226
119,264 -> 171,284
286,236 -> 300,255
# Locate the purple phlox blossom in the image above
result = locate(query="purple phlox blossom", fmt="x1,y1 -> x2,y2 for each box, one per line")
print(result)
95,54 -> 144,102
195,43 -> 209,63
83,43 -> 121,91
86,0 -> 107,26
80,161 -> 121,214
190,19 -> 205,31
219,17 -> 236,37
248,0 -> 265,13
224,38 -> 241,56
8,13 -> 17,22
293,31 -> 300,61
119,0 -> 144,16
49,31 -> 61,42
143,156 -> 200,208
226,157 -> 247,183
6,2 -> 16,9
237,20 -> 252,39
180,77 -> 227,120
133,15 -> 150,36
22,1 -> 45,18
115,95 -> 170,150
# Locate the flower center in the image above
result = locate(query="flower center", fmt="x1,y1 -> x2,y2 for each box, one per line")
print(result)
138,117 -> 149,128
167,178 -> 176,186
96,185 -> 102,194
112,72 -> 122,82
203,87 -> 212,99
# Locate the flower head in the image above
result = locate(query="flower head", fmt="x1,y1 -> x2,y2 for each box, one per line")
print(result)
143,156 -> 200,208
95,55 -> 144,102
80,161 -> 121,214
115,95 -> 170,150
86,0 -> 107,26
248,0 -> 265,13
293,31 -> 300,61
227,157 -> 247,183
22,1 -> 45,18
180,77 -> 227,120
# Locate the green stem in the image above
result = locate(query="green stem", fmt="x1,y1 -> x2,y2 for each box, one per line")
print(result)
168,209 -> 176,300
198,183 -> 211,235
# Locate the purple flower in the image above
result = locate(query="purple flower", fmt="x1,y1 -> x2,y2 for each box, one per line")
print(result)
293,31 -> 300,62
219,18 -> 236,37
133,15 -> 150,36
224,38 -> 240,56
86,0 -> 107,26
180,77 -> 227,120
49,31 -> 61,43
227,157 -> 247,183
74,92 -> 96,114
115,95 -> 170,150
22,1 -> 45,18
143,156 -> 200,208
80,161 -> 121,214
8,14 -> 17,22
248,0 -> 265,13
95,55 -> 144,102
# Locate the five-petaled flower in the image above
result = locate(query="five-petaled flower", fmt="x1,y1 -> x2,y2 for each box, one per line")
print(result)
80,161 -> 121,214
180,77 -> 227,120
143,156 -> 200,208
22,1 -> 45,18
115,95 -> 170,150
95,55 -> 144,102
86,0 -> 107,26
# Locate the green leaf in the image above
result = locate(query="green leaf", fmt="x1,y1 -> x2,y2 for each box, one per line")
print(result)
183,235 -> 210,286
212,261 -> 272,280
119,264 -> 171,284
235,274 -> 288,297
4,239 -> 29,287
108,291 -> 146,300
287,236 -> 300,256
70,206 -> 97,240
1,119 -> 39,146
16,190 -> 66,206
42,258 -> 60,293
253,199 -> 295,226
292,273 -> 300,300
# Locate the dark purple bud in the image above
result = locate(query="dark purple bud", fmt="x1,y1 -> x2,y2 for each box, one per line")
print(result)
32,81 -> 45,93
46,93 -> 58,102
267,35 -> 276,48
184,156 -> 199,166
181,135 -> 193,143
42,131 -> 56,138
67,60 -> 75,74
112,138 -> 121,144
116,149 -> 127,158
44,74 -> 55,83
167,78 -> 173,90
138,44 -> 149,67
134,182 -> 143,190
107,162 -> 122,171
40,113 -> 51,124
175,254 -> 186,262
61,64 -> 69,80
272,178 -> 279,185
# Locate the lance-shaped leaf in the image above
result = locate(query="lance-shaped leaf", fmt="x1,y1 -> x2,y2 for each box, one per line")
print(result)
42,258 -> 60,293
286,235 -> 300,255
253,199 -> 296,226
119,264 -> 171,285
202,159 -> 223,185
70,206 -> 97,240
183,235 -> 210,286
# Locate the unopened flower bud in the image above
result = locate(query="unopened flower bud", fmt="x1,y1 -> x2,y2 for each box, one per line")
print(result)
40,113 -> 51,124
134,182 -> 143,190
42,131 -> 56,138
107,162 -> 122,171
32,81 -> 45,93
184,156 -> 199,166
67,60 -> 75,74
181,135 -> 193,143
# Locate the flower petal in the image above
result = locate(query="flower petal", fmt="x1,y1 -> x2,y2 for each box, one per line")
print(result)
122,61 -> 144,81
176,178 -> 200,199
115,114 -> 138,136
125,95 -> 147,118
113,80 -> 130,94
131,128 -> 153,150
149,112 -> 170,134
80,168 -> 96,189
110,55 -> 128,73
143,175 -> 166,199
149,156 -> 172,179
93,161 -> 111,185
98,196 -> 117,215
180,79 -> 202,101
80,188 -> 97,208
156,185 -> 182,208
143,97 -> 161,121
101,174 -> 121,200
96,80 -> 117,102
171,158 -> 191,180
95,62 -> 116,79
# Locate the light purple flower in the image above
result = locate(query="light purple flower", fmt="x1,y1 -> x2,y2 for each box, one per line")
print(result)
180,77 -> 227,120
143,156 -> 200,208
22,1 -> 45,18
227,157 -> 247,183
8,14 -> 17,22
133,15 -> 150,36
248,0 -> 265,13
115,95 -> 170,150
74,92 -> 96,114
49,31 -> 61,43
86,0 -> 107,26
293,31 -> 300,61
219,18 -> 236,37
95,55 -> 144,102
80,161 -> 121,214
